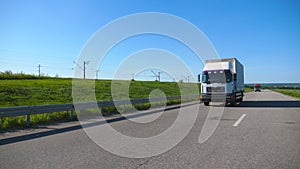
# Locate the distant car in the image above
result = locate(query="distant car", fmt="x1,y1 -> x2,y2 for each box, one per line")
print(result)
254,84 -> 261,92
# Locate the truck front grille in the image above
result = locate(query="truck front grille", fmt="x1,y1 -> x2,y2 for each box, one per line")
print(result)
207,87 -> 225,93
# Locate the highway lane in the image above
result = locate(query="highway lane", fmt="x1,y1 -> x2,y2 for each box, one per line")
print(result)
0,90 -> 300,169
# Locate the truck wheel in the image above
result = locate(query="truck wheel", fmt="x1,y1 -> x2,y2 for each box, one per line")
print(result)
204,102 -> 209,106
238,97 -> 243,102
230,102 -> 237,106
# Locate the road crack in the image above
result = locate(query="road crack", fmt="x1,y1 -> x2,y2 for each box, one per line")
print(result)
134,157 -> 153,169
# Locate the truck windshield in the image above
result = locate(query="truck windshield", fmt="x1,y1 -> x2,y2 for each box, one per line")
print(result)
202,70 -> 232,83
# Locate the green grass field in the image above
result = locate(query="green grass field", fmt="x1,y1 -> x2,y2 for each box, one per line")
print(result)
244,87 -> 252,93
273,89 -> 300,99
0,79 -> 200,107
0,79 -> 199,128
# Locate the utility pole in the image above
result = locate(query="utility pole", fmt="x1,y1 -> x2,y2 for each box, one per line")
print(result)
158,72 -> 161,82
73,60 -> 89,79
83,61 -> 89,79
38,64 -> 42,77
131,74 -> 135,81
96,69 -> 100,79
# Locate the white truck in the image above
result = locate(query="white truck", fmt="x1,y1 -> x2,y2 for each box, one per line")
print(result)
200,58 -> 244,106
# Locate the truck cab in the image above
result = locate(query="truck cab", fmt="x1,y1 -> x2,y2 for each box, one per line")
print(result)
200,58 -> 244,106
254,84 -> 261,92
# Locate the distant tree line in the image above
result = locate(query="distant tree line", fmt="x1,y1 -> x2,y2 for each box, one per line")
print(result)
245,84 -> 300,89
0,71 -> 54,80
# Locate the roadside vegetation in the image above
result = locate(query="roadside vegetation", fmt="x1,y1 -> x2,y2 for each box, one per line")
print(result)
0,70 -> 55,80
244,87 -> 252,93
272,89 -> 300,99
245,83 -> 300,99
0,79 -> 200,107
0,76 -> 200,128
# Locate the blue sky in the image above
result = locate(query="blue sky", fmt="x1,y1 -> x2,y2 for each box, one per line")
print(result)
0,0 -> 299,83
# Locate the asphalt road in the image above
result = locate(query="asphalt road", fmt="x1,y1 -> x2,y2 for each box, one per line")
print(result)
1,90 -> 300,169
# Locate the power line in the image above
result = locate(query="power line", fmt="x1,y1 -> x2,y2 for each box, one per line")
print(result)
151,70 -> 158,81
73,61 -> 83,70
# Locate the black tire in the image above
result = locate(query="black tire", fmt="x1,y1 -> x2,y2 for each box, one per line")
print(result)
239,97 -> 243,102
204,102 -> 209,106
230,101 -> 237,106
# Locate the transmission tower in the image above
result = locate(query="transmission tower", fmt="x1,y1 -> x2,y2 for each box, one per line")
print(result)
151,70 -> 162,82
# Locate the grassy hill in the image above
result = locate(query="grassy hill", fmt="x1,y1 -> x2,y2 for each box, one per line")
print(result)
0,79 -> 199,107
0,78 -> 199,128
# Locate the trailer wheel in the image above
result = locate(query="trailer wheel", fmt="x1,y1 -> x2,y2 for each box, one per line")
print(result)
204,102 -> 209,106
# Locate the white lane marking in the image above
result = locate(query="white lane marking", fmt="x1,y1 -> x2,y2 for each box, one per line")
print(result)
233,114 -> 247,127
